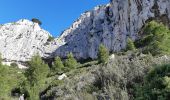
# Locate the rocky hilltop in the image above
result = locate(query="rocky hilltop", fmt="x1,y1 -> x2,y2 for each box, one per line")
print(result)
0,0 -> 170,62
0,19 -> 50,62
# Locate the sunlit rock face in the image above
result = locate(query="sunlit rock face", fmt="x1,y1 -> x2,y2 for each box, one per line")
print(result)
0,0 -> 170,62
0,19 -> 50,62
46,0 -> 170,59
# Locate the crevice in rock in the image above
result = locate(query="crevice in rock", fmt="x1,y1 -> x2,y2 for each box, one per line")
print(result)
135,0 -> 143,14
151,0 -> 160,18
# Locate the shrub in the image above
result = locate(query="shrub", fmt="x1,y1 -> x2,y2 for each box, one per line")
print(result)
10,62 -> 18,67
64,53 -> 77,70
47,36 -> 55,42
126,38 -> 136,51
31,18 -> 42,25
0,61 -> 25,99
135,64 -> 170,100
135,21 -> 170,56
98,44 -> 109,63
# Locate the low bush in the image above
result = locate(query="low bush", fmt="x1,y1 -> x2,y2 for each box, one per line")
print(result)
10,62 -> 18,68
135,64 -> 170,100
47,36 -> 55,42
135,21 -> 170,56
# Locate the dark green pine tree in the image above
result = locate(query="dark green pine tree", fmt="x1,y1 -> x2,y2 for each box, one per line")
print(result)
24,54 -> 49,86
64,53 -> 77,70
98,44 -> 109,63
126,38 -> 136,51
52,56 -> 64,73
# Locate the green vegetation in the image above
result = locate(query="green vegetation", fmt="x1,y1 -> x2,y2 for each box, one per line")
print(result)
25,54 -> 49,86
127,38 -> 136,51
98,44 -> 109,63
135,64 -> 170,100
51,56 -> 64,75
31,18 -> 42,25
1,20 -> 170,99
47,36 -> 55,42
64,53 -> 78,71
0,59 -> 24,99
10,62 -> 18,68
135,21 -> 170,56
22,54 -> 49,100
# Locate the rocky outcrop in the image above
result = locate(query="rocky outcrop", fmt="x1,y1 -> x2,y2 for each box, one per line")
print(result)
45,0 -> 170,59
0,19 -> 51,62
0,0 -> 170,62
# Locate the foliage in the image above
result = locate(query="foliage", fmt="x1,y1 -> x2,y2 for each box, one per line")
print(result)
135,64 -> 170,100
0,64 -> 24,99
83,84 -> 99,94
31,18 -> 42,25
64,53 -> 77,70
135,21 -> 170,56
23,54 -> 49,100
10,62 -> 18,68
51,56 -> 64,75
25,54 -> 49,86
47,36 -> 55,42
49,80 -> 64,87
126,38 -> 136,51
98,44 -> 109,63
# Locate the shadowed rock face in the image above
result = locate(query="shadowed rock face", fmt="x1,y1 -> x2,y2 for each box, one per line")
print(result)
46,0 -> 170,59
0,0 -> 170,62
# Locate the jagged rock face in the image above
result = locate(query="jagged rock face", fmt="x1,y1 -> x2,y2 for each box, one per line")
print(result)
0,19 -> 50,62
46,0 -> 170,59
0,0 -> 170,62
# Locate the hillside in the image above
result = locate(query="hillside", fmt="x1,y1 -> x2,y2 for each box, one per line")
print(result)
0,0 -> 170,63
1,0 -> 170,100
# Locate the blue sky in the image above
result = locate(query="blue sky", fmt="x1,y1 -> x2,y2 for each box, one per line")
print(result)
0,0 -> 109,37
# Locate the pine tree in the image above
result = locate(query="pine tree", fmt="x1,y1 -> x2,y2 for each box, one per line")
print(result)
126,38 -> 136,51
52,56 -> 64,73
25,54 -> 49,86
23,54 -> 49,100
98,44 -> 109,63
64,53 -> 77,70
31,18 -> 42,25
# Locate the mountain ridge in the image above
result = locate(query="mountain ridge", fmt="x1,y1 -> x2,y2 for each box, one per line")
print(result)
0,0 -> 170,63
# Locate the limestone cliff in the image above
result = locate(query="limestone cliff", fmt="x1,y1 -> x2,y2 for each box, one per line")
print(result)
0,19 -> 50,62
0,0 -> 170,62
45,0 -> 170,59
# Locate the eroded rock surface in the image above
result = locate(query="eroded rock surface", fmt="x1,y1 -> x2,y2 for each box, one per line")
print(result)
0,0 -> 170,62
0,19 -> 50,62
45,0 -> 170,59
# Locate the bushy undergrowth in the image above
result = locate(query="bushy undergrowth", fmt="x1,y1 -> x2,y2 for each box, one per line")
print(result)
135,64 -> 170,100
42,51 -> 170,100
135,21 -> 170,56
0,64 -> 24,99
